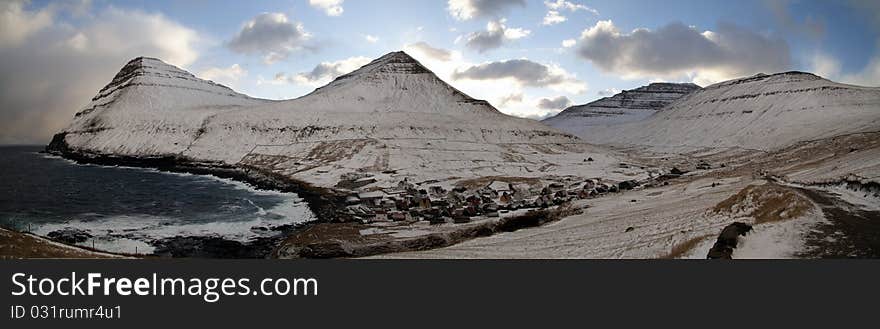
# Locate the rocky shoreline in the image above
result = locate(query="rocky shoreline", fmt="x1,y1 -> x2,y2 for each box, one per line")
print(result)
46,132 -> 351,258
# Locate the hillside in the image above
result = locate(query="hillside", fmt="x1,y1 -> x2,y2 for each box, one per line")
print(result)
49,52 -> 644,191
582,72 -> 880,151
543,82 -> 700,136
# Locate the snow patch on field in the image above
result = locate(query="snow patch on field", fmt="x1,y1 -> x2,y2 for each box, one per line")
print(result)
823,185 -> 880,212
733,212 -> 825,258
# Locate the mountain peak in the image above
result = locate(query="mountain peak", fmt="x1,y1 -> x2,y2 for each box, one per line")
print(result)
339,51 -> 431,79
301,50 -> 497,113
633,82 -> 702,94
76,56 -> 260,117
708,71 -> 825,89
95,57 -> 200,99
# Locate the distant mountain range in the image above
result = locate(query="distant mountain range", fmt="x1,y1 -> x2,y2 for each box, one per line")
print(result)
47,50 -> 880,190
554,72 -> 880,151
48,52 -> 640,190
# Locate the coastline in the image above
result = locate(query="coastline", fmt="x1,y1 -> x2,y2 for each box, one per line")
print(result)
43,133 -> 581,259
45,133 -> 350,258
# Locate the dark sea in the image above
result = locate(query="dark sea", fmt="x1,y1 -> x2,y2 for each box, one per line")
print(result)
0,146 -> 315,254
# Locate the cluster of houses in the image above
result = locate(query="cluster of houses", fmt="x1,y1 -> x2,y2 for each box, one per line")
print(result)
338,174 -> 642,224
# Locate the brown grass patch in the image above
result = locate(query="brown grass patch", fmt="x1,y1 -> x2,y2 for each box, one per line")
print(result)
0,229 -> 115,259
712,184 -> 813,224
306,140 -> 372,163
661,235 -> 711,259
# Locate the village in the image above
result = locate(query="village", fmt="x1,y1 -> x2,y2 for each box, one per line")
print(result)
334,164 -> 659,226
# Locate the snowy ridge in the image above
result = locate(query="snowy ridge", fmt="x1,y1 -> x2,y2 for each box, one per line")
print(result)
53,52 -> 642,189
79,57 -> 264,116
59,57 -> 270,157
543,82 -> 700,134
581,72 -> 880,151
283,51 -> 499,115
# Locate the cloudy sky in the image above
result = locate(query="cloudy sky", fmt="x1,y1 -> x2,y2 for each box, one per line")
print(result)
2,0 -> 879,144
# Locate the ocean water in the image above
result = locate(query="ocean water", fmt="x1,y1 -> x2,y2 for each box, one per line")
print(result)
0,146 -> 316,254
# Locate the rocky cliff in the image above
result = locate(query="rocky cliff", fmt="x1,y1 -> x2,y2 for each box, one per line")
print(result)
543,82 -> 701,136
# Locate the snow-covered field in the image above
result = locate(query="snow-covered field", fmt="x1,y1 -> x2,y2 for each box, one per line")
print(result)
374,177 -> 751,258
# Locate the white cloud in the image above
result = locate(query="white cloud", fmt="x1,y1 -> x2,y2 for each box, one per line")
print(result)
405,42 -> 454,61
497,93 -> 523,107
402,44 -> 585,119
542,1 -> 598,26
227,12 -> 311,64
810,50 -> 880,87
843,57 -> 880,86
809,53 -> 841,79
545,0 -> 598,15
597,88 -> 620,96
77,7 -> 199,67
574,20 -> 791,85
543,11 -> 566,25
309,0 -> 344,16
452,59 -> 587,94
0,4 -> 202,144
199,64 -> 247,88
0,0 -> 53,46
561,38 -> 576,48
364,34 -> 379,43
536,95 -> 572,110
447,0 -> 525,20
463,19 -> 531,53
287,56 -> 372,87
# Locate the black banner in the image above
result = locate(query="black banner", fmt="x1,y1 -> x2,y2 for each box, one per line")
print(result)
1,260 -> 877,328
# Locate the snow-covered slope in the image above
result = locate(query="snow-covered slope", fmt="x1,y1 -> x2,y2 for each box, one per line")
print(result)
584,72 -> 880,151
51,52 -> 642,189
57,57 -> 269,156
543,82 -> 700,135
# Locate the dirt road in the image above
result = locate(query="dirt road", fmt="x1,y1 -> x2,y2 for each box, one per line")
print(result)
796,188 -> 880,258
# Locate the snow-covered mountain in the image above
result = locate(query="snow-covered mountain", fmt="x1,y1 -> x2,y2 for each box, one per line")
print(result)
50,52 -> 641,189
543,82 -> 701,135
54,57 -> 270,156
580,72 -> 880,151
